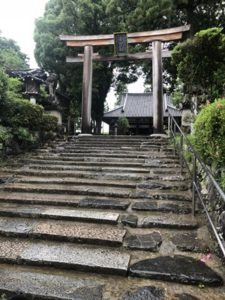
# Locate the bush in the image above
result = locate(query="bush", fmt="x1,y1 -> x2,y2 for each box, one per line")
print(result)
0,125 -> 12,144
193,98 -> 225,167
117,117 -> 129,134
2,99 -> 44,131
39,114 -> 58,143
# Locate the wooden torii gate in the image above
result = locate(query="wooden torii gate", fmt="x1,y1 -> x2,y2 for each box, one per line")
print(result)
60,25 -> 190,134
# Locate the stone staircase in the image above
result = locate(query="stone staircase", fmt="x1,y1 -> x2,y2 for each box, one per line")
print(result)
0,135 -> 224,300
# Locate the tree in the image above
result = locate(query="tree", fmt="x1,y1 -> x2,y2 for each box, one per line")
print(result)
172,28 -> 225,106
0,36 -> 29,69
34,0 -> 114,131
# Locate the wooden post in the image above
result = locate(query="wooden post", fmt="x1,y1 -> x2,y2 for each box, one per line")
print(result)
82,45 -> 93,133
152,41 -> 163,133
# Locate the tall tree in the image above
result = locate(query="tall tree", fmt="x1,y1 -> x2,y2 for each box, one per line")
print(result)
34,0 -> 114,132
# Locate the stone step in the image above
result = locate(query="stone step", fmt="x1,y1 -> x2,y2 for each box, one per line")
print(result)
0,265 -> 104,300
21,159 -> 145,168
16,176 -> 137,189
0,169 -> 147,181
131,201 -> 192,214
139,215 -> 198,229
26,164 -> 150,173
0,192 -> 131,209
4,183 -> 132,198
0,217 -> 126,246
33,153 -> 178,159
0,236 -> 130,275
0,203 -> 120,224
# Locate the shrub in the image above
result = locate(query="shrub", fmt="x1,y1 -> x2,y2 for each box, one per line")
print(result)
39,114 -> 58,143
2,99 -> 44,131
193,98 -> 225,167
0,125 -> 12,144
117,117 -> 129,134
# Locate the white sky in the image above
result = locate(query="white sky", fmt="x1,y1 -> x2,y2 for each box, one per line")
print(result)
0,0 -> 144,109
0,0 -> 48,68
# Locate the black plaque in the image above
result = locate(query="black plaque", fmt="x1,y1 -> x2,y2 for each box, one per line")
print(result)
114,32 -> 128,56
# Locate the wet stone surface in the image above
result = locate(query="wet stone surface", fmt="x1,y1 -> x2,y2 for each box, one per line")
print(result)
171,232 -> 210,253
19,240 -> 130,275
121,286 -> 165,300
174,293 -> 200,300
129,255 -> 223,286
137,182 -> 164,190
0,268 -> 103,300
121,215 -> 138,228
124,232 -> 162,251
78,198 -> 130,210
141,216 -> 198,229
132,202 -> 191,214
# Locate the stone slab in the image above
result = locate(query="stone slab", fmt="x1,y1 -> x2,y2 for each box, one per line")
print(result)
0,204 -> 120,224
141,216 -> 198,229
121,286 -> 165,300
171,232 -> 210,252
78,198 -> 130,210
124,232 -> 162,251
32,220 -> 126,245
5,183 -> 131,198
42,208 -> 120,224
0,217 -> 126,246
0,267 -> 103,300
121,215 -> 138,228
129,255 -> 223,286
132,202 -> 191,214
174,294 -> 200,300
20,240 -> 130,275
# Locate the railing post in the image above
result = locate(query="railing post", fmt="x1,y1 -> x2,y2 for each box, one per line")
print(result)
168,115 -> 171,136
192,154 -> 197,216
173,120 -> 176,155
180,135 -> 184,174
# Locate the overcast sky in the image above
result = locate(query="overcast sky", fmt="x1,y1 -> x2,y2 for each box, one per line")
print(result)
0,0 -> 48,68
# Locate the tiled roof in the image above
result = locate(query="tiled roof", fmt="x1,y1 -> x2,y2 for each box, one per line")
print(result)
104,93 -> 182,118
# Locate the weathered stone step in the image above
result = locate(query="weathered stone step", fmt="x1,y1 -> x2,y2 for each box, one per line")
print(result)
139,215 -> 198,229
0,203 -> 120,224
0,265 -> 104,300
4,183 -> 132,197
21,159 -> 145,168
17,176 -> 137,189
137,181 -> 189,191
0,169 -> 146,181
34,152 -> 178,159
129,256 -> 223,286
29,155 -> 147,163
132,190 -> 191,201
132,201 -> 192,214
27,164 -> 150,173
0,192 -> 131,209
0,236 -> 130,275
0,217 -> 126,246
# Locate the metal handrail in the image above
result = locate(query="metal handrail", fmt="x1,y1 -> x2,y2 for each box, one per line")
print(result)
168,106 -> 225,257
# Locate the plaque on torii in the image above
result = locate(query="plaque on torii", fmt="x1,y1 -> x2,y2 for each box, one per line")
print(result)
60,25 -> 190,134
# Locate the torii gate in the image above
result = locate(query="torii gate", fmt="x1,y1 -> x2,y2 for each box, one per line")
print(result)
60,25 -> 190,134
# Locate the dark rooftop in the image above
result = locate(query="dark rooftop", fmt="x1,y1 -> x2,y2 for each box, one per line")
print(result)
103,93 -> 182,120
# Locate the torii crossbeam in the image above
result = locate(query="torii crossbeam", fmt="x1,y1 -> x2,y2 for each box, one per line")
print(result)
60,25 -> 190,134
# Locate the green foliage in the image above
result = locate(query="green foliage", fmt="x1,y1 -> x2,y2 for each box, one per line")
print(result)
0,125 -> 12,144
0,68 -> 8,103
172,28 -> 225,103
117,117 -> 130,134
193,99 -> 225,167
0,36 -> 29,69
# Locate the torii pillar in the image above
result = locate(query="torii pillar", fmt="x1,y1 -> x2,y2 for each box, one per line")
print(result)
152,41 -> 163,133
82,45 -> 93,133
